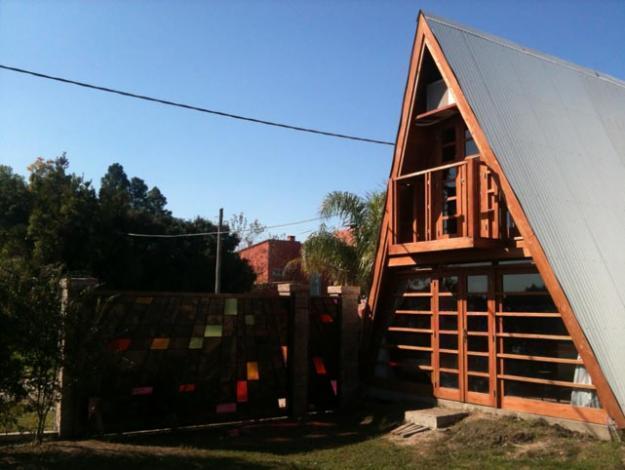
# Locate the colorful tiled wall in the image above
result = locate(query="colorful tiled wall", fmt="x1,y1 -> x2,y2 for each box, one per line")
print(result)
92,293 -> 291,432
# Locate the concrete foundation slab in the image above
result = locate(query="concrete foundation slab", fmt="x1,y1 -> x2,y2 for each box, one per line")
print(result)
404,407 -> 468,429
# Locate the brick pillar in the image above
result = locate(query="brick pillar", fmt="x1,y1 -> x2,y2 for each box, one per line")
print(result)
56,277 -> 98,439
278,283 -> 309,418
328,285 -> 361,408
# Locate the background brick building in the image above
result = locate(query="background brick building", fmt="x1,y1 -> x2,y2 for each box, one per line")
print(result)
238,236 -> 302,286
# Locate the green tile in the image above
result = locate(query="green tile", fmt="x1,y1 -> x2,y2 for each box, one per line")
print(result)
204,325 -> 223,337
245,315 -> 255,326
188,337 -> 204,349
224,298 -> 238,316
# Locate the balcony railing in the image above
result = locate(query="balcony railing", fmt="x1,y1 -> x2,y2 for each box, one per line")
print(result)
391,157 -> 516,251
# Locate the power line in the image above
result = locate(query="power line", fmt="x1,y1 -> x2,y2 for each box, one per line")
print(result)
127,215 -> 327,239
0,64 -> 395,146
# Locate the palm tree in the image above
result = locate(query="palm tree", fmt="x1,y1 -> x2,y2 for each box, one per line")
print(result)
298,190 -> 385,290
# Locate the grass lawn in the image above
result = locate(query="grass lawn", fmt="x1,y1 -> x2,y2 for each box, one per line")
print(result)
0,404 -> 623,469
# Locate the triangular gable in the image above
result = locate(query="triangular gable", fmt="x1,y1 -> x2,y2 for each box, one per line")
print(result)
368,12 -> 625,426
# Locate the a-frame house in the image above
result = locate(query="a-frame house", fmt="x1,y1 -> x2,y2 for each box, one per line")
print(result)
368,12 -> 625,429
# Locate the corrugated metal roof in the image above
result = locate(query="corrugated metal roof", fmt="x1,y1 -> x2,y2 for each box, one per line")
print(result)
426,14 -> 625,412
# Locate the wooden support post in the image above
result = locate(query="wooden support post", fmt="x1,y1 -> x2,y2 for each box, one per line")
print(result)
278,283 -> 309,418
57,277 -> 99,439
328,285 -> 361,409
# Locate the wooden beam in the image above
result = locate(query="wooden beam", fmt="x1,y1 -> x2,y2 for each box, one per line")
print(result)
420,14 -> 625,427
501,396 -> 609,425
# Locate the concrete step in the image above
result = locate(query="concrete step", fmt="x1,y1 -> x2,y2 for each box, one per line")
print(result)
404,407 -> 468,429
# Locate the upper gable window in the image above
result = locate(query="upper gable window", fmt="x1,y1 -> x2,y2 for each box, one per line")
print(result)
464,129 -> 478,156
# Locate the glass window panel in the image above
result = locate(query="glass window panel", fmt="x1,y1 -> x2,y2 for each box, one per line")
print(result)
399,297 -> 431,311
467,316 -> 488,332
439,315 -> 458,331
440,372 -> 459,388
443,200 -> 457,216
443,218 -> 458,235
389,332 -> 431,348
502,317 -> 568,336
468,355 -> 489,372
467,294 -> 488,312
503,273 -> 547,292
465,138 -> 479,156
438,296 -> 458,312
398,277 -> 431,293
468,376 -> 489,393
502,294 -> 557,313
443,184 -> 457,199
502,381 -> 600,407
442,127 -> 455,144
439,334 -> 458,350
442,146 -> 456,162
503,359 -> 578,383
468,275 -> 488,293
389,348 -> 431,366
440,353 -> 458,369
503,338 -> 578,359
394,315 -> 431,330
467,336 -> 489,352
440,276 -> 459,293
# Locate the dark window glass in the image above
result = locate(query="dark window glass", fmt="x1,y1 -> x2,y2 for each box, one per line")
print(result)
467,335 -> 489,352
468,376 -> 489,393
439,296 -> 457,312
465,138 -> 479,156
503,380 -> 599,407
398,297 -> 431,311
443,200 -> 457,216
502,317 -> 567,336
440,276 -> 459,293
467,294 -> 488,312
504,359 -> 577,383
393,315 -> 431,330
398,277 -> 431,293
442,146 -> 456,162
468,355 -> 489,372
394,366 -> 432,385
443,218 -> 458,235
439,334 -> 458,350
439,315 -> 458,331
503,338 -> 578,359
502,294 -> 557,313
440,372 -> 459,389
442,127 -> 455,144
468,275 -> 488,293
503,273 -> 547,292
467,316 -> 488,332
440,353 -> 458,369
388,331 -> 431,348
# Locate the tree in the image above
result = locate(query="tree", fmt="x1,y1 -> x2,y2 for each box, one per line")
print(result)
300,190 -> 385,290
99,163 -> 130,210
229,212 -> 266,248
0,260 -> 63,443
0,166 -> 32,259
27,155 -> 99,272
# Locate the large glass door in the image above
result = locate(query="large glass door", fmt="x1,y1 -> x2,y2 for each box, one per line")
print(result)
434,274 -> 461,400
434,271 -> 496,406
463,273 -> 496,406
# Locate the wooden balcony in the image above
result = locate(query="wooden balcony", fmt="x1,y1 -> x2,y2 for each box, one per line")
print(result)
390,157 -> 517,255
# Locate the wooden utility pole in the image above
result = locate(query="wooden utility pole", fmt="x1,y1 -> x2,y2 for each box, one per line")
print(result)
215,208 -> 223,294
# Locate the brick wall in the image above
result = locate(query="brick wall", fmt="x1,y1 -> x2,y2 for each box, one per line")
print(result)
239,237 -> 302,285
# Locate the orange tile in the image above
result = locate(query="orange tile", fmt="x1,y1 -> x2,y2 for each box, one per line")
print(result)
247,361 -> 260,381
150,338 -> 170,350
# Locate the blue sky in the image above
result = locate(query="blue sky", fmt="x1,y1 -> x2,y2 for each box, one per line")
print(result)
1,1 -> 624,236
